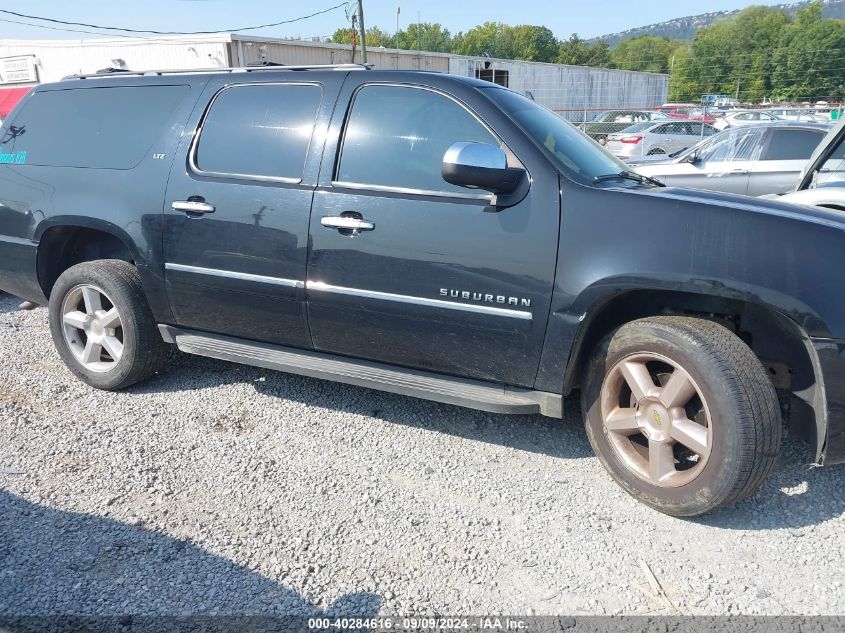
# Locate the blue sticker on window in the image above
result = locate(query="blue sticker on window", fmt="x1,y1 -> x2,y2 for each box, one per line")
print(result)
0,149 -> 26,164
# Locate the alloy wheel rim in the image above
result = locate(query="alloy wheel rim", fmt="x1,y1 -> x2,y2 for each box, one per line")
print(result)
61,284 -> 124,373
600,352 -> 713,487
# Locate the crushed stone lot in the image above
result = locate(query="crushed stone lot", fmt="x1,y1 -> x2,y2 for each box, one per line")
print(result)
0,290 -> 843,617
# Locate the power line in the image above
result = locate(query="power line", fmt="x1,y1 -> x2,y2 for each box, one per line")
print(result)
0,3 -> 350,36
0,16 -> 140,39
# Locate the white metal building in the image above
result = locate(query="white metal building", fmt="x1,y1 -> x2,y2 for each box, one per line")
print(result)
0,34 -> 668,118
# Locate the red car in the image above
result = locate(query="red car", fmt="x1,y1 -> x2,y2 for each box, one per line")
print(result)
658,103 -> 716,124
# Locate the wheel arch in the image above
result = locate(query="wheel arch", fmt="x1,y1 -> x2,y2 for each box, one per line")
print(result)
564,288 -> 827,461
35,220 -> 140,299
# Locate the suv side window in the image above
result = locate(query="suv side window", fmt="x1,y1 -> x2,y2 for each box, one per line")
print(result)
193,83 -> 322,181
3,85 -> 190,169
336,84 -> 497,194
698,128 -> 764,162
762,129 -> 823,161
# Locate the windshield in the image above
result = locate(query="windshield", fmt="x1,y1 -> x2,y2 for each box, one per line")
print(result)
484,88 -> 631,186
803,119 -> 845,189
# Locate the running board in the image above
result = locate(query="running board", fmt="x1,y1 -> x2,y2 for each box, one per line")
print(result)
158,325 -> 562,417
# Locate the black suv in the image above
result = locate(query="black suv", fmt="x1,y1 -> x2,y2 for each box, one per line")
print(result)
1,65 -> 844,517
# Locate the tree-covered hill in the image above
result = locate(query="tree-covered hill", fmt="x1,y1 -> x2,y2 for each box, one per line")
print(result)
591,0 -> 845,47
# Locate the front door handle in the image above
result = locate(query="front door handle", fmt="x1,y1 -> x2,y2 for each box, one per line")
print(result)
730,169 -> 749,175
172,199 -> 215,215
321,215 -> 375,231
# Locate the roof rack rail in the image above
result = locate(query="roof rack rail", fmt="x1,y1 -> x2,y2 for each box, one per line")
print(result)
62,63 -> 371,81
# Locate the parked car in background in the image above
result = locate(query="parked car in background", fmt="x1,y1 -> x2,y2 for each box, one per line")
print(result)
774,117 -> 845,210
581,110 -> 667,145
701,94 -> 737,108
658,103 -> 715,123
633,122 -> 829,195
765,108 -> 828,123
658,103 -> 696,117
606,120 -> 718,160
713,109 -> 782,130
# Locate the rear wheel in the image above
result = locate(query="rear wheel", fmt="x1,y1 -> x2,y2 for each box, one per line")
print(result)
49,260 -> 169,390
647,147 -> 666,155
582,316 -> 781,516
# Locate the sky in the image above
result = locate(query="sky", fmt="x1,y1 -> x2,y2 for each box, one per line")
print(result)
1,0 -> 791,42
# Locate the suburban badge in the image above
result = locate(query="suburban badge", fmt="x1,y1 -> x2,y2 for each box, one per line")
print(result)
439,288 -> 531,308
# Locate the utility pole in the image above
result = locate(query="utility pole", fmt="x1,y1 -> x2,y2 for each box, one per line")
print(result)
395,0 -> 400,69
350,14 -> 357,64
357,0 -> 367,64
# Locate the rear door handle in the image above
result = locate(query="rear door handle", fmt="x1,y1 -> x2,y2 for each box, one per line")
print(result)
730,169 -> 749,175
321,216 -> 375,231
172,200 -> 215,215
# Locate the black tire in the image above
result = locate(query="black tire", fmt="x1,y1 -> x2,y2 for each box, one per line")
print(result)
48,259 -> 170,390
582,316 -> 781,517
647,147 -> 666,155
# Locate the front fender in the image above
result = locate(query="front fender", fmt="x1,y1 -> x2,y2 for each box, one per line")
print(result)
558,184 -> 845,339
534,180 -> 845,461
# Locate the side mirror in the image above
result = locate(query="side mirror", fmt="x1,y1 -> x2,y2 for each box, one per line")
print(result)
442,142 -> 526,199
682,150 -> 700,164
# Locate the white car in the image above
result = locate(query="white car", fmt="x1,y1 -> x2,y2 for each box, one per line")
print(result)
713,110 -> 782,131
605,120 -> 718,160
765,108 -> 828,123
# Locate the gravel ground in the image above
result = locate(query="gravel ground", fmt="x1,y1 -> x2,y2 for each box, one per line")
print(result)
0,290 -> 843,617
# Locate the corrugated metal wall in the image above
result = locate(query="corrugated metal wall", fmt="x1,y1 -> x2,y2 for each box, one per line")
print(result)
235,38 -> 450,72
450,56 -> 669,119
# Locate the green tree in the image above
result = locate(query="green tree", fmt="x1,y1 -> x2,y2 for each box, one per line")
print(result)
510,25 -> 559,62
679,5 -> 788,102
394,22 -> 452,52
586,39 -> 612,67
557,33 -> 592,65
331,26 -> 392,47
331,27 -> 356,45
771,3 -> 845,101
451,22 -> 513,58
667,43 -> 698,101
611,36 -> 680,73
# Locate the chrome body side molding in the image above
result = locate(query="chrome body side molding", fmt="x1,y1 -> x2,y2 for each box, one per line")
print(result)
164,263 -> 305,289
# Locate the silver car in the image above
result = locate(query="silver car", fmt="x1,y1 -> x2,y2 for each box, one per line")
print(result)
764,107 -> 828,123
713,109 -> 782,131
633,122 -> 829,196
606,120 -> 718,160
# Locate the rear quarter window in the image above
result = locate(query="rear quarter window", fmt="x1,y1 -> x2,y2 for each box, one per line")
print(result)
762,129 -> 824,161
1,85 -> 190,169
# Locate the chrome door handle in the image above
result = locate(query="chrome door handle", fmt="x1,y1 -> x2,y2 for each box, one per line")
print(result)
730,169 -> 749,175
320,216 -> 375,231
172,200 -> 215,215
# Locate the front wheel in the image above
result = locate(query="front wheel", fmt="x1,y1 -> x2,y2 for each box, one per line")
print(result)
582,316 -> 781,516
48,260 -> 170,390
